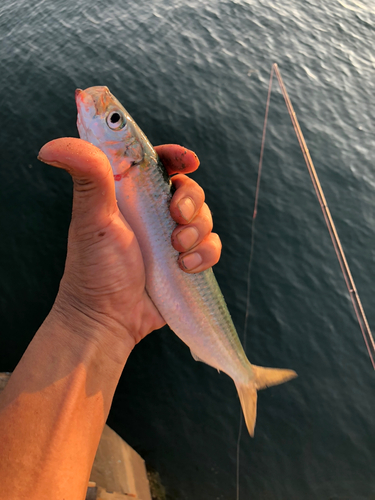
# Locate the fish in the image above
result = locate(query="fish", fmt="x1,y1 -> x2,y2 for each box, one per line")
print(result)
75,86 -> 297,436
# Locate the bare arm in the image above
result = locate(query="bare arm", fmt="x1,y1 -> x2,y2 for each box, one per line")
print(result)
0,139 -> 221,500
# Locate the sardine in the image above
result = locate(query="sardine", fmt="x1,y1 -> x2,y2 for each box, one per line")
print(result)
75,86 -> 297,436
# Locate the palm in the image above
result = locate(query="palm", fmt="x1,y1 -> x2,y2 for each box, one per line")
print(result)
39,138 -> 221,345
62,208 -> 165,341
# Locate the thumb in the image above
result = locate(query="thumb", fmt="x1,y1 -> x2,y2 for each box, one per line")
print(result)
38,137 -> 117,223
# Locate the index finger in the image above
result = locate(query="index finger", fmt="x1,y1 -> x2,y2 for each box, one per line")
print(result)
154,144 -> 200,175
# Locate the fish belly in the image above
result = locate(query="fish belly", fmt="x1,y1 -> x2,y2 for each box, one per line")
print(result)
115,170 -> 250,383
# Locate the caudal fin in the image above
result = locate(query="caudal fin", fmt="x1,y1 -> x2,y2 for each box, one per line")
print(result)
235,365 -> 297,437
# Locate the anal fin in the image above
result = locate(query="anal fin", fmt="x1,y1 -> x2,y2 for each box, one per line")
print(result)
190,349 -> 219,371
190,349 -> 205,363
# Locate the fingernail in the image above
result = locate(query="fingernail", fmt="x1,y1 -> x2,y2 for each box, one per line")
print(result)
176,226 -> 199,250
37,156 -> 69,170
178,197 -> 196,222
37,155 -> 50,164
181,252 -> 202,270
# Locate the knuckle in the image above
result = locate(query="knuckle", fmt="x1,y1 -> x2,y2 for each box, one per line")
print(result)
201,207 -> 214,231
196,184 -> 205,203
211,232 -> 222,248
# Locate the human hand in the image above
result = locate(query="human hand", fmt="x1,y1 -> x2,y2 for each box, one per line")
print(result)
38,138 -> 221,351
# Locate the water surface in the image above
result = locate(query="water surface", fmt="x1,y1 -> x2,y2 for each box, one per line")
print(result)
1,0 -> 375,498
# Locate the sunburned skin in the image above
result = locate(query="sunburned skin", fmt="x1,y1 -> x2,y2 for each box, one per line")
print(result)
0,134 -> 218,500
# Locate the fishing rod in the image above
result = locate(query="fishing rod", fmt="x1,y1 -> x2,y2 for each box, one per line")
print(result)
236,61 -> 374,500
256,63 -> 375,369
236,63 -> 375,500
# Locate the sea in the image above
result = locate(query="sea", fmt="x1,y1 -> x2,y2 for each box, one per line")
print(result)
1,0 -> 374,498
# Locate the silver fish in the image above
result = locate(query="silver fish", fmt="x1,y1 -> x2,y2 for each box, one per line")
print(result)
75,86 -> 297,436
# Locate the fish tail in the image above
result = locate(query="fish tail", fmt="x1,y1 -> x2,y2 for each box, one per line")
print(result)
235,365 -> 297,437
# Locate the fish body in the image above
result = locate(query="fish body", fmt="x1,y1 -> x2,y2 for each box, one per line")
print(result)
75,86 -> 297,436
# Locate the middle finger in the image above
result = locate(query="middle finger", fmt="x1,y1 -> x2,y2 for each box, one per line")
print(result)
171,202 -> 213,252
169,174 -> 205,224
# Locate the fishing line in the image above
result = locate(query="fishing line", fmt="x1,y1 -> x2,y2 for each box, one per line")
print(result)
236,62 -> 375,499
235,64 -> 275,500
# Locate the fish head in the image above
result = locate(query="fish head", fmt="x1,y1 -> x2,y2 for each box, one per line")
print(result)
76,86 -> 150,177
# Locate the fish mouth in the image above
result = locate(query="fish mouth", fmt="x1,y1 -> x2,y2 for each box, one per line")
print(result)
75,86 -> 113,116
75,88 -> 97,141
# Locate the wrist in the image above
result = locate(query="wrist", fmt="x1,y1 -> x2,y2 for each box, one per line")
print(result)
0,291 -> 134,499
50,288 -> 136,367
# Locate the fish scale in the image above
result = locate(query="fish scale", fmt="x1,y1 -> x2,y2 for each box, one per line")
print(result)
75,85 -> 297,436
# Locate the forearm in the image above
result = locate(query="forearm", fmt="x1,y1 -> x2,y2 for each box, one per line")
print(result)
0,302 -> 134,500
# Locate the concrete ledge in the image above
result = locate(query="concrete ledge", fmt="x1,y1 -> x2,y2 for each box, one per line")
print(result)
90,424 -> 151,500
0,373 -> 151,500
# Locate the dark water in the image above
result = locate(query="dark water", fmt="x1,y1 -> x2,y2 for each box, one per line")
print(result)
1,0 -> 375,498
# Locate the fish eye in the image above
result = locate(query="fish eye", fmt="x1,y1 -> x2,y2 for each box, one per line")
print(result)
106,110 -> 126,130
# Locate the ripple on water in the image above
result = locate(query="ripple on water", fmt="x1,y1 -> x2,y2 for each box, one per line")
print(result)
1,0 -> 375,498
